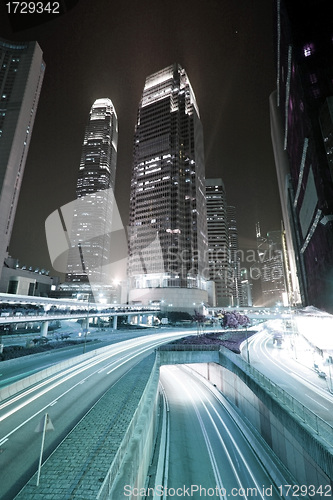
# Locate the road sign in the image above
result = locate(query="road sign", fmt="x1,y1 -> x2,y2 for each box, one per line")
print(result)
35,413 -> 54,433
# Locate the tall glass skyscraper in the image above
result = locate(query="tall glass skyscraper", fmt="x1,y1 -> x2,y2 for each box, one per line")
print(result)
66,98 -> 118,286
205,178 -> 233,307
128,64 -> 208,310
0,38 -> 45,268
227,205 -> 241,307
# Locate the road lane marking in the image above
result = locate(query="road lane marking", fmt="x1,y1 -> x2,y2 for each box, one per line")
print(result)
304,393 -> 329,410
164,367 -> 226,499
289,373 -> 332,406
0,337 -> 180,445
191,380 -> 265,499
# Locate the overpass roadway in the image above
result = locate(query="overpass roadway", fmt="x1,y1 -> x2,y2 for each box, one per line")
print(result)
0,330 -> 187,500
0,292 -> 159,332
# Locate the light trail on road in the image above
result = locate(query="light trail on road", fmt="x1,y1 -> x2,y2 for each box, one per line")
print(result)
243,329 -> 333,424
159,365 -> 284,499
0,335 -> 167,417
0,331 -> 186,499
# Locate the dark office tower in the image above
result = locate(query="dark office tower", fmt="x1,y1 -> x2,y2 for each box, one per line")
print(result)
270,0 -> 333,311
206,178 -> 232,307
128,64 -> 208,311
227,205 -> 240,307
0,38 -> 45,269
66,98 -> 118,286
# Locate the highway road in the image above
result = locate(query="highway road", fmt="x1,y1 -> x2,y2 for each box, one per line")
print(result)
158,365 -> 290,499
0,331 -> 187,499
0,327 -> 178,389
241,329 -> 333,426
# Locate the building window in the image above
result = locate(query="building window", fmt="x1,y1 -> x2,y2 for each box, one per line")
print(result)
303,43 -> 314,57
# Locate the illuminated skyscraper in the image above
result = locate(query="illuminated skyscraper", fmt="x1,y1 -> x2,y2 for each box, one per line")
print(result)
227,205 -> 241,306
255,223 -> 287,307
205,178 -> 233,307
128,64 -> 208,310
0,38 -> 45,268
66,98 -> 118,286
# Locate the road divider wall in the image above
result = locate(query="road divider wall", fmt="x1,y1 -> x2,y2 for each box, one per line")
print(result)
0,344 -> 114,402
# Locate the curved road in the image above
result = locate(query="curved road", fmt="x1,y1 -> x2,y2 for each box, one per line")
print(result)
0,331 -> 187,499
242,329 -> 333,426
159,365 -> 287,499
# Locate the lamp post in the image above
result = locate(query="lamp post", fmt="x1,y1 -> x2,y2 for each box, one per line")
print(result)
245,326 -> 250,364
83,298 -> 90,354
328,356 -> 333,393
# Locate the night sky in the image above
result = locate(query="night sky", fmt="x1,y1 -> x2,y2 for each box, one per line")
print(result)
0,0 -> 281,278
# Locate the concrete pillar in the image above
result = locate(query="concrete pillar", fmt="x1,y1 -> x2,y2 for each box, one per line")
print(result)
82,317 -> 89,332
41,321 -> 49,337
141,315 -> 147,325
113,315 -> 118,330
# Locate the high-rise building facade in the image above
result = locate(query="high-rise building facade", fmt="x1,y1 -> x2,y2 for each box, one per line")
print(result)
227,205 -> 241,307
239,268 -> 253,307
66,98 -> 118,287
206,178 -> 233,307
255,223 -> 287,307
128,64 -> 208,310
270,0 -> 333,311
0,38 -> 45,268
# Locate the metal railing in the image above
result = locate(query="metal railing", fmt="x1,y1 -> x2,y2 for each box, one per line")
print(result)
220,346 -> 333,447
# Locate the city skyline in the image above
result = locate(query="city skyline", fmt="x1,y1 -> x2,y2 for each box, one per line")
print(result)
0,0 -> 281,278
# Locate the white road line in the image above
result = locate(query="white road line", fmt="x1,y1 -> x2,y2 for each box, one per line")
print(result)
304,393 -> 329,410
185,372 -> 265,500
0,339 -> 167,444
165,367 -> 226,499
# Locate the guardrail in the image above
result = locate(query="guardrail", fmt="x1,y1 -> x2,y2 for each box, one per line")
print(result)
219,346 -> 333,446
159,344 -> 221,351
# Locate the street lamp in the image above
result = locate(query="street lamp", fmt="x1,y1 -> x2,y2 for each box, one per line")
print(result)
83,298 -> 90,354
245,326 -> 250,364
328,356 -> 333,393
